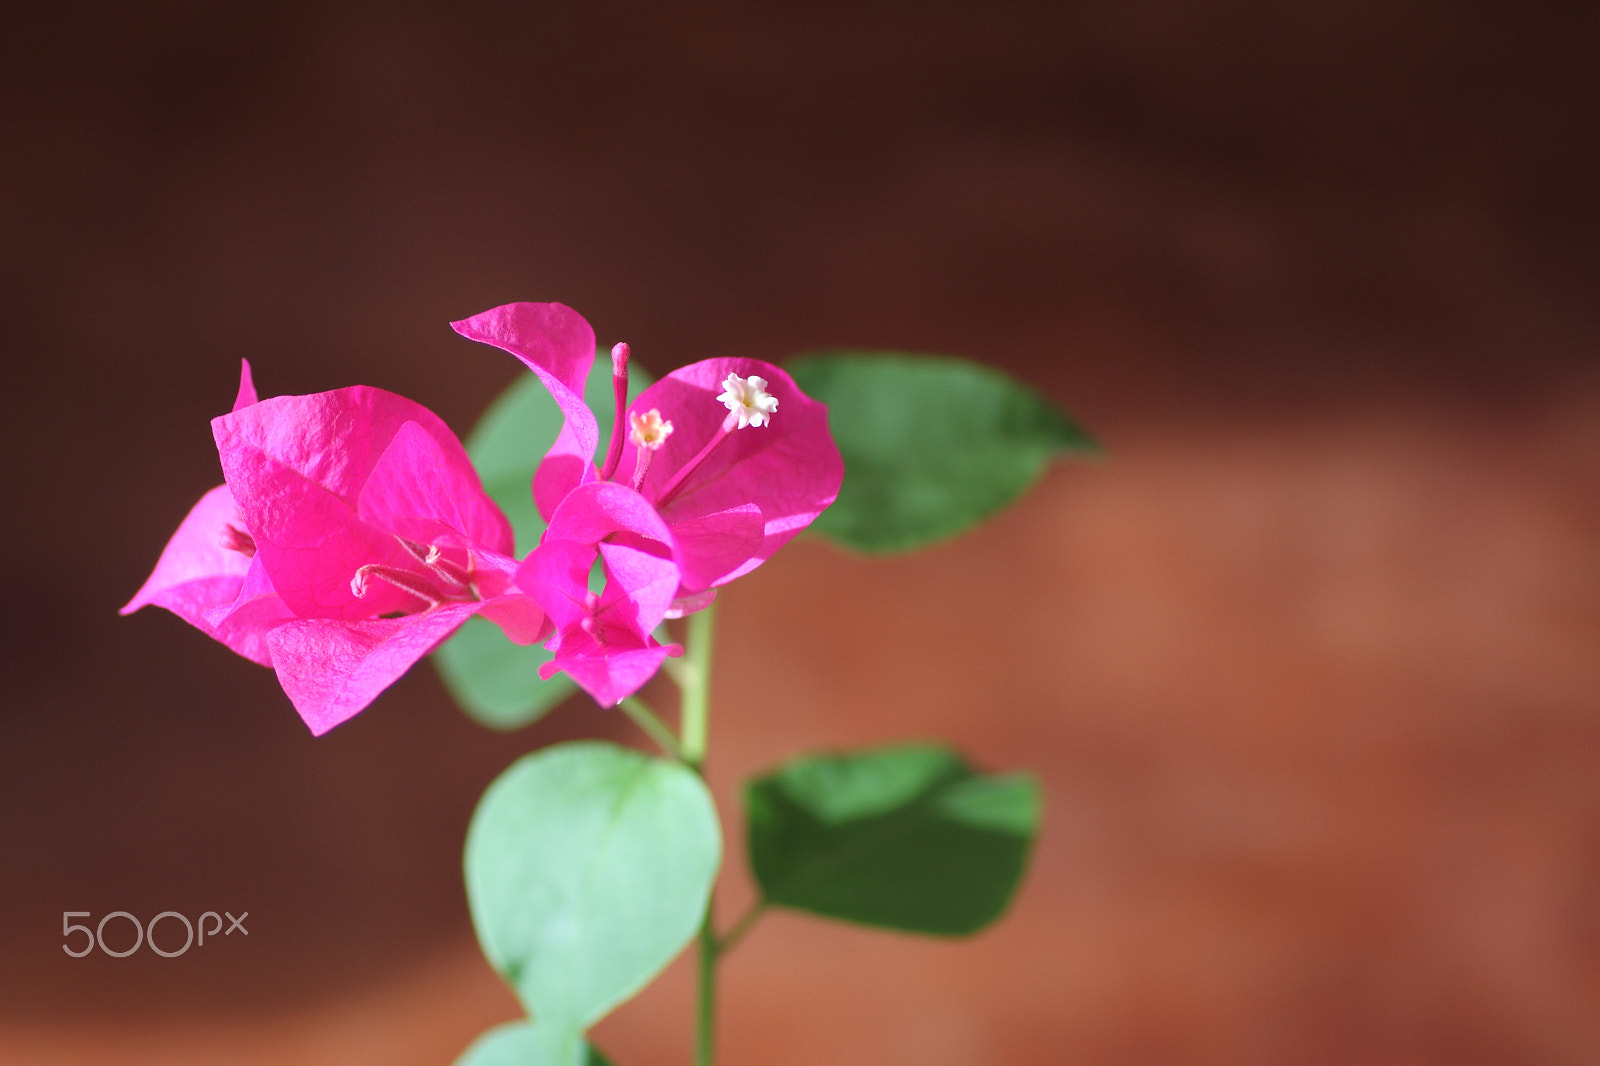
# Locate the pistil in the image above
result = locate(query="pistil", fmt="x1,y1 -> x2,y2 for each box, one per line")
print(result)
597,342 -> 631,481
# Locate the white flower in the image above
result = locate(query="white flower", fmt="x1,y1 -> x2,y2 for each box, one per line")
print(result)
628,408 -> 674,450
717,373 -> 779,429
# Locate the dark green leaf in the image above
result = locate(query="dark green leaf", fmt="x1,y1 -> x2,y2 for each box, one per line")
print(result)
745,742 -> 1040,935
788,352 -> 1096,553
466,741 -> 720,1030
433,356 -> 652,728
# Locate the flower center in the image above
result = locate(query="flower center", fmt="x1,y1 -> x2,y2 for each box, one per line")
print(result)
221,523 -> 257,558
597,353 -> 776,505
629,409 -> 673,450
652,373 -> 776,506
351,536 -> 480,611
627,408 -> 674,489
716,373 -> 778,428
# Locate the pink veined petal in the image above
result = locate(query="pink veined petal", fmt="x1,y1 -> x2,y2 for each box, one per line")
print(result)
222,449 -> 409,618
201,549 -> 277,629
597,538 -> 681,631
541,479 -> 677,548
515,481 -> 680,630
266,604 -> 480,735
123,485 -> 251,614
664,502 -> 765,591
233,359 -> 258,412
619,359 -> 843,588
463,545 -> 522,602
203,554 -> 298,665
357,419 -> 514,555
538,641 -> 679,708
474,592 -> 550,646
517,531 -> 678,657
213,385 -> 502,619
121,485 -> 293,666
450,302 -> 601,520
532,421 -> 601,524
519,538 -> 598,632
665,588 -> 716,619
516,481 -> 684,706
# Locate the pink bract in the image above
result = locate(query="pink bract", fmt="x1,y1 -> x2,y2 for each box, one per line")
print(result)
452,301 -> 843,706
124,361 -> 544,735
452,303 -> 843,592
517,481 -> 684,707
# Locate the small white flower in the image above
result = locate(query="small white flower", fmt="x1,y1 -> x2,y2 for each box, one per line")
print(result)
628,409 -> 674,450
717,373 -> 779,428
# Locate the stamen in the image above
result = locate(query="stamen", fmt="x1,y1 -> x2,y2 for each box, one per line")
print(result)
221,523 -> 257,558
422,544 -> 473,590
653,409 -> 738,506
395,536 -> 432,566
394,534 -> 477,595
627,409 -> 674,490
351,564 -> 445,608
717,373 -> 778,429
628,409 -> 673,450
598,342 -> 631,480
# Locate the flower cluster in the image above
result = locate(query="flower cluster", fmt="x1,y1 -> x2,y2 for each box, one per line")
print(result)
124,304 -> 843,734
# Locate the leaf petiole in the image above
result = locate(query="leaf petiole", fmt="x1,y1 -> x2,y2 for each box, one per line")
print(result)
617,695 -> 684,762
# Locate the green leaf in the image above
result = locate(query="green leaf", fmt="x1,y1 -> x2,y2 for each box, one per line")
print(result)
466,741 -> 721,1030
452,1022 -> 616,1066
433,616 -> 572,730
432,356 -> 652,729
745,742 -> 1040,935
787,352 -> 1096,554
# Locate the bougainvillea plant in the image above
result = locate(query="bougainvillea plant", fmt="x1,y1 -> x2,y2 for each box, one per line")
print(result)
124,302 -> 1095,1065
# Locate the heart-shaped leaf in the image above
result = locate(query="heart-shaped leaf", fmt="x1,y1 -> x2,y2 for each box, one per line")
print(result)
466,741 -> 720,1030
787,353 -> 1095,554
746,742 -> 1039,935
452,1021 -> 616,1066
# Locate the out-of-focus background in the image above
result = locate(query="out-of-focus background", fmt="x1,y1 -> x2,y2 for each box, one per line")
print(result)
2,1 -> 1597,1063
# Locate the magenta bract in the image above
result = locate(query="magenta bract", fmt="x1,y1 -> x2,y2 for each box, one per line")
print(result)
452,302 -> 844,705
124,362 -> 543,735
518,481 -> 684,708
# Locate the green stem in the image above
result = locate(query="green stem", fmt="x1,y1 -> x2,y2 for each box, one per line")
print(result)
696,907 -> 717,1066
617,695 -> 683,761
680,603 -> 717,1066
716,901 -> 765,955
680,604 -> 715,768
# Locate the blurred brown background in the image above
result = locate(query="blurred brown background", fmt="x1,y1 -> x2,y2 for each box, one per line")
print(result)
2,1 -> 1597,1063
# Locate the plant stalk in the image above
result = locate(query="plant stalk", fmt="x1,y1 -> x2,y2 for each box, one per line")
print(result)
617,695 -> 683,761
680,605 -> 715,768
679,603 -> 717,1066
696,908 -> 718,1066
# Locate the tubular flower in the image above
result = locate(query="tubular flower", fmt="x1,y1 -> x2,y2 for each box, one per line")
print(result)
518,481 -> 685,708
452,302 -> 844,703
124,361 -> 545,734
